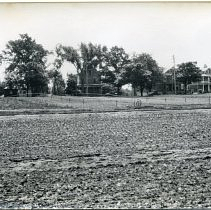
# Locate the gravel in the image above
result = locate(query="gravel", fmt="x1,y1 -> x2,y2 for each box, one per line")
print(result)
0,110 -> 211,208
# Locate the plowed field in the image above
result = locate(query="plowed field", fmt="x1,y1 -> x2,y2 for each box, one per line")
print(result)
0,110 -> 211,208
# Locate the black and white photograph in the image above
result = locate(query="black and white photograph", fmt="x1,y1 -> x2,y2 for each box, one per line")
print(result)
0,1 -> 211,208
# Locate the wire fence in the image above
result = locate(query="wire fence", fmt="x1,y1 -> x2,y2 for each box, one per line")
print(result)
1,94 -> 211,112
49,94 -> 211,106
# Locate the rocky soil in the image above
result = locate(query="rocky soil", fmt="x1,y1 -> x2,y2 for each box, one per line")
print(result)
0,110 -> 211,208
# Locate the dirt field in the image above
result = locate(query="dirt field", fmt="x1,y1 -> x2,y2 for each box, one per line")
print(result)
0,109 -> 211,208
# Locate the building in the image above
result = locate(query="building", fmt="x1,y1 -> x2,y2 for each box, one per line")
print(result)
187,69 -> 211,93
77,68 -> 102,96
3,87 -> 19,97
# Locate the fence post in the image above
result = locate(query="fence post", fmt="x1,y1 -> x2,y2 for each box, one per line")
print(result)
185,97 -> 186,103
165,98 -> 166,103
83,98 -> 84,109
209,96 -> 210,105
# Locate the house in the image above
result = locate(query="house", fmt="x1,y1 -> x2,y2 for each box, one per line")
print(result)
3,87 -> 19,97
77,68 -> 102,96
188,69 -> 211,93
4,87 -> 33,97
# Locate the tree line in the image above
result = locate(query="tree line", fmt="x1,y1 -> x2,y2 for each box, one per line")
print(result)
0,34 -> 203,96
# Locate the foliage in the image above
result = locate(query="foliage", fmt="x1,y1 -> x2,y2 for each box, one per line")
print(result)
65,73 -> 78,95
0,34 -> 49,95
124,53 -> 160,96
102,46 -> 130,95
56,43 -> 107,94
100,69 -> 116,85
48,69 -> 65,95
0,81 -> 5,96
177,62 -> 202,93
101,83 -> 117,95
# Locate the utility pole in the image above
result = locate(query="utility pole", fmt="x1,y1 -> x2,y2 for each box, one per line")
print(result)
173,55 -> 176,94
85,60 -> 88,96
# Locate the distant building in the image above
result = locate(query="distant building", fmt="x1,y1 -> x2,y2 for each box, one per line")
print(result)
3,87 -> 18,97
77,68 -> 102,96
4,87 -> 34,97
188,69 -> 211,93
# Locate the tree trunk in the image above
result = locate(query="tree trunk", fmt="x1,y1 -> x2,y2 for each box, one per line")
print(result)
53,79 -> 56,95
117,85 -> 121,95
133,86 -> 137,96
184,83 -> 187,94
140,87 -> 144,97
26,84 -> 29,97
81,80 -> 85,94
80,72 -> 85,94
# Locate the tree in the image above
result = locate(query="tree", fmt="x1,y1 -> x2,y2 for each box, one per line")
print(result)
48,69 -> 65,95
56,43 -> 107,94
124,53 -> 160,96
101,83 -> 116,95
177,62 -> 202,94
105,46 -> 130,95
100,68 -> 116,85
4,72 -> 20,89
0,34 -> 49,96
48,57 -> 66,95
65,73 -> 78,95
124,57 -> 151,96
142,54 -> 163,93
0,81 -> 5,96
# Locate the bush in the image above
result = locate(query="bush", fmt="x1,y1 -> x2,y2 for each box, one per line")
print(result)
0,82 -> 5,96
102,84 -> 116,95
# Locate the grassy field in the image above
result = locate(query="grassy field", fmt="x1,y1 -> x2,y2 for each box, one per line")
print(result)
0,110 -> 211,208
1,94 -> 211,113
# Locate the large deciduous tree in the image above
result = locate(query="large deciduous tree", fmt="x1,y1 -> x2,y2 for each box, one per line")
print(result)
104,46 -> 130,95
56,43 -> 107,94
177,62 -> 202,93
124,53 -> 160,96
142,54 -> 163,93
0,34 -> 49,96
124,55 -> 151,96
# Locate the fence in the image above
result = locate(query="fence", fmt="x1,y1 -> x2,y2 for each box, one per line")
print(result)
47,94 -> 211,111
142,95 -> 211,106
1,94 -> 211,112
47,95 -> 139,111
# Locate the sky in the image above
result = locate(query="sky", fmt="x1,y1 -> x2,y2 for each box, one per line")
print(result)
1,2 -> 211,82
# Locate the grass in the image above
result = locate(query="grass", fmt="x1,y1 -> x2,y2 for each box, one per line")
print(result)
0,94 -> 211,115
